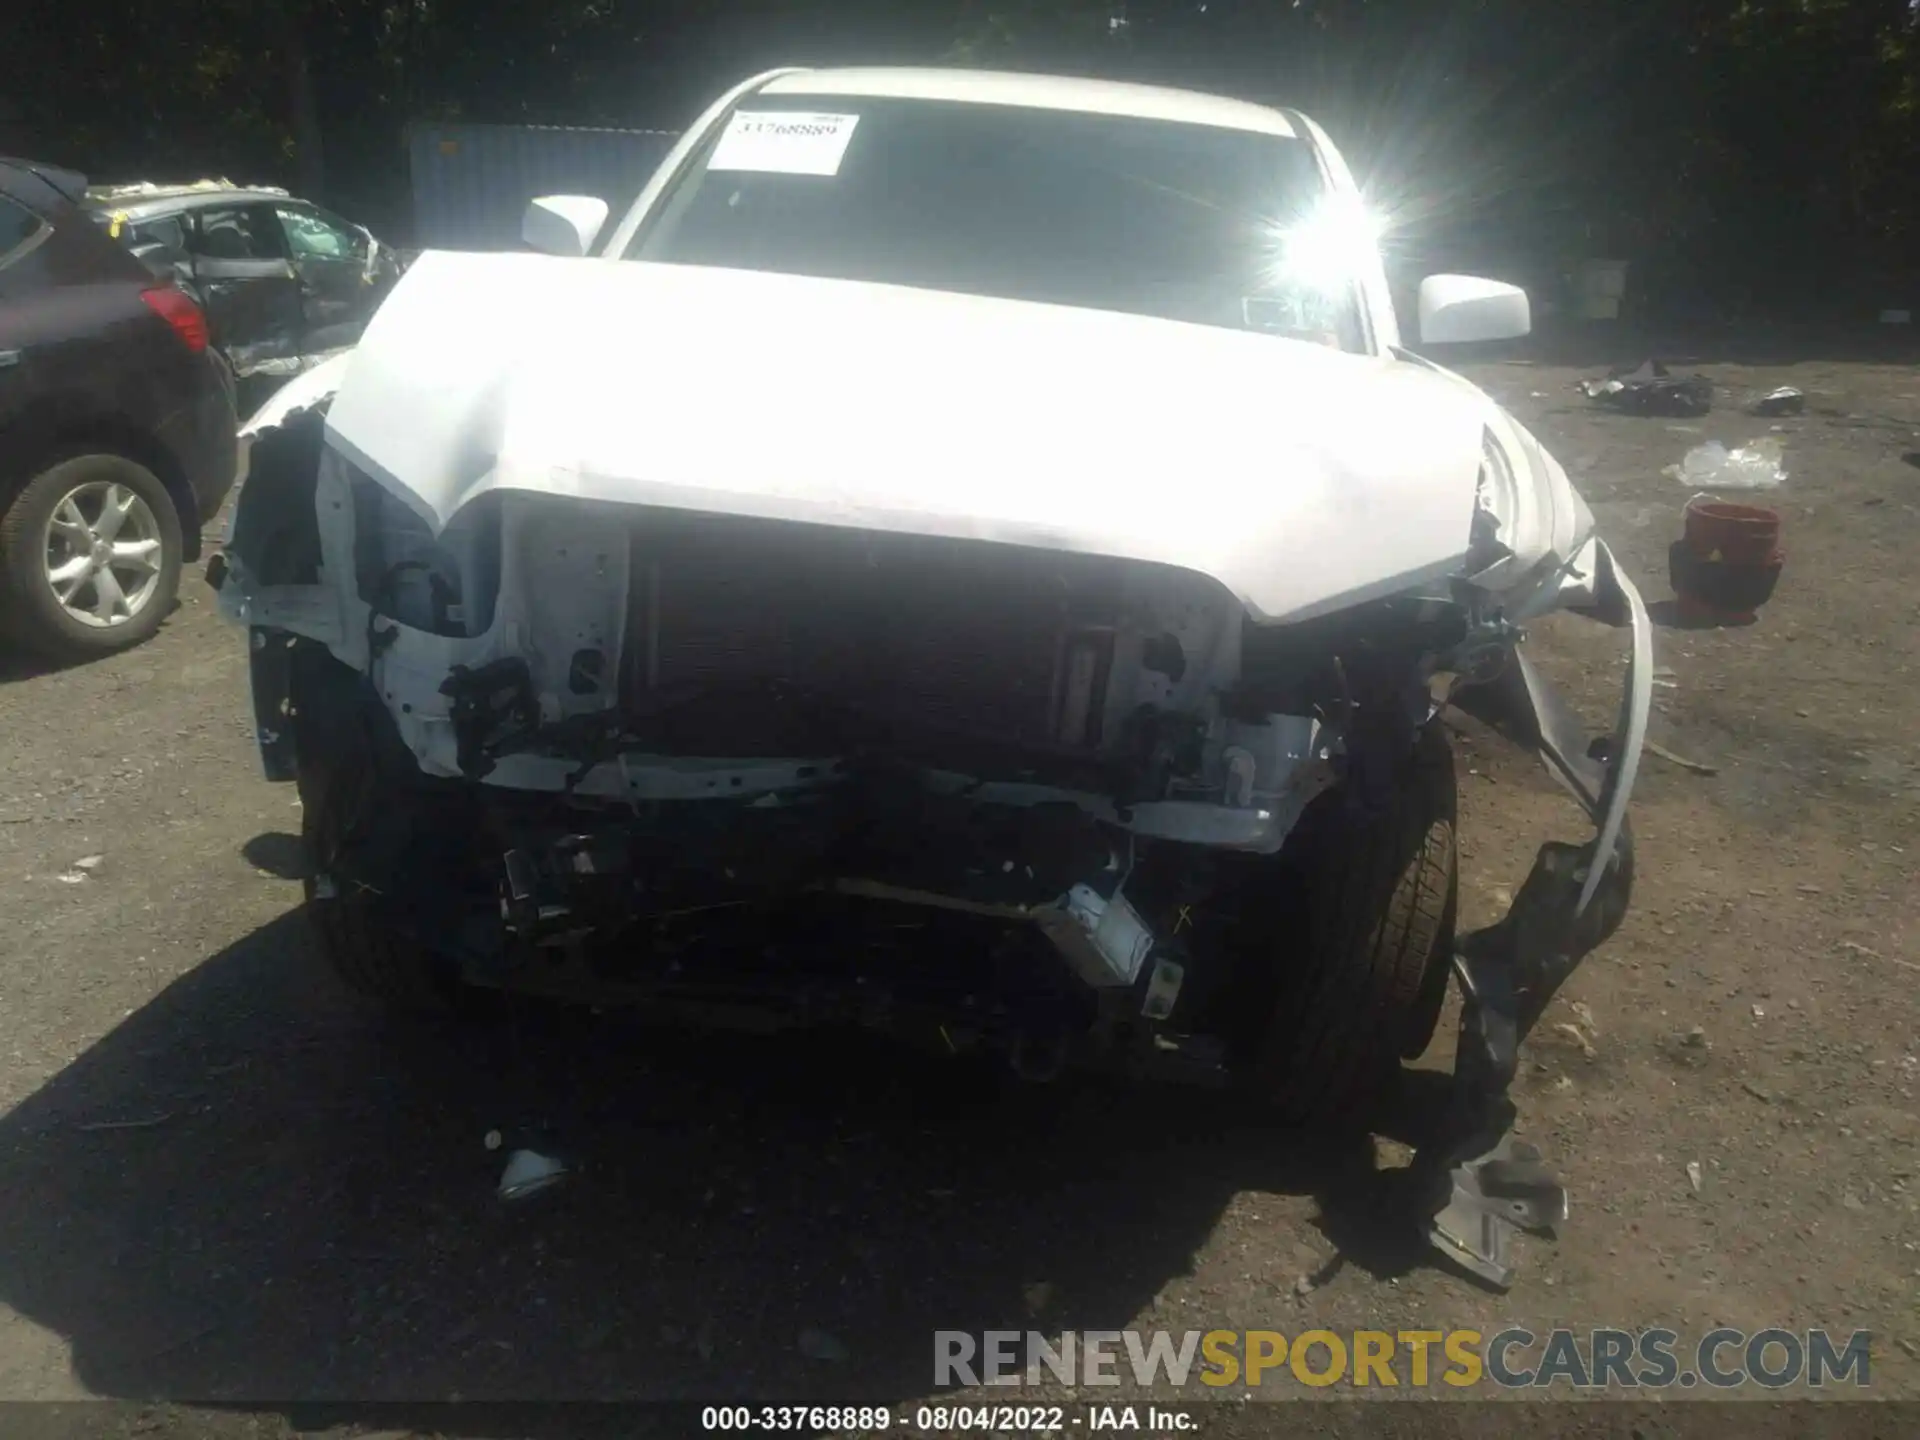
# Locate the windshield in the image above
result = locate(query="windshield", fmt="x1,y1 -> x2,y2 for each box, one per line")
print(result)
629,95 -> 1365,351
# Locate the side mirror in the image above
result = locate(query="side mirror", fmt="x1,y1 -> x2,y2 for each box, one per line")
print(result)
1418,274 -> 1531,345
522,195 -> 609,257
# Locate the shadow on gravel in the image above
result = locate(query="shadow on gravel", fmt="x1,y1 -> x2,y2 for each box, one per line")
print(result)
1647,599 -> 1759,632
0,646 -> 78,686
0,599 -> 192,687
0,911 -> 1453,1414
240,831 -> 308,880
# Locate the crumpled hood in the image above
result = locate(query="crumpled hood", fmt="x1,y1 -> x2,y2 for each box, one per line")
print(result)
325,250 -> 1497,623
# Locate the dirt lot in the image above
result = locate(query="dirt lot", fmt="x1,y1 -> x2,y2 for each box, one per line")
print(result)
0,340 -> 1916,1436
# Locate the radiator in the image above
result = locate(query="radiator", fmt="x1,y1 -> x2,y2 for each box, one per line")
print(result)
623,513 -> 1130,751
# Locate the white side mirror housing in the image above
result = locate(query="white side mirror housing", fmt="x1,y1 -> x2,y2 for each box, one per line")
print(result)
522,195 -> 610,257
1418,274 -> 1531,345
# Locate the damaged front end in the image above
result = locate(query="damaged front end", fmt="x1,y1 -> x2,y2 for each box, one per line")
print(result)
1420,539 -> 1651,1287
226,425 -> 1350,1063
218,393 -> 1650,1290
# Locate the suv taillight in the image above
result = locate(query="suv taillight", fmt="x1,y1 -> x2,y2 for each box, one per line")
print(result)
140,285 -> 208,354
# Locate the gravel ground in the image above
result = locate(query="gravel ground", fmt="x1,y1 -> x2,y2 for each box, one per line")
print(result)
0,341 -> 1916,1437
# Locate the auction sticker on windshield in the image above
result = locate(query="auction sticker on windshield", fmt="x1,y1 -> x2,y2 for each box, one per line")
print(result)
708,111 -> 861,176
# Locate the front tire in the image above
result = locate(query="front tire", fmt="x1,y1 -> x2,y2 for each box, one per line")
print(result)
299,743 -> 457,1014
1238,722 -> 1459,1124
0,454 -> 183,659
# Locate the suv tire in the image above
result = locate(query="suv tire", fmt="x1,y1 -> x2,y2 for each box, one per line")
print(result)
0,453 -> 183,659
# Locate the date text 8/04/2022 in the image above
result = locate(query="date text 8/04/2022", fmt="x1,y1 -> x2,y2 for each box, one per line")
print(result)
699,1405 -> 1189,1432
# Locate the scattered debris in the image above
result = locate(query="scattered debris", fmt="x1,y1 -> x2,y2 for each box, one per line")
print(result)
55,870 -> 88,884
1685,1161 -> 1704,1194
497,1149 -> 567,1201
73,854 -> 104,870
1646,739 -> 1720,776
1551,1074 -> 1575,1094
1552,1021 -> 1597,1058
1749,387 -> 1805,417
1683,1025 -> 1708,1049
1652,667 -> 1679,690
1580,360 -> 1713,417
798,1327 -> 850,1362
1663,437 -> 1787,489
1570,1001 -> 1599,1037
1294,1273 -> 1316,1297
1741,1081 -> 1772,1103
1752,1004 -> 1766,1018
483,1129 -> 503,1151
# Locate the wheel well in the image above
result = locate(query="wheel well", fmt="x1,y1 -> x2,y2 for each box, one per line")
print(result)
1212,720 -> 1459,1063
0,417 -> 204,561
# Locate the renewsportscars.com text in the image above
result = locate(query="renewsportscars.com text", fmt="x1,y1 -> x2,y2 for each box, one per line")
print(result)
934,1327 -> 1873,1390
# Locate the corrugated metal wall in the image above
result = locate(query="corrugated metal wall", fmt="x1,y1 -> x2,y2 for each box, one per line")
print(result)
407,123 -> 680,251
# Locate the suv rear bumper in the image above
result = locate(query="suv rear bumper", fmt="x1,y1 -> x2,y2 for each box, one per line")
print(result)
156,353 -> 238,559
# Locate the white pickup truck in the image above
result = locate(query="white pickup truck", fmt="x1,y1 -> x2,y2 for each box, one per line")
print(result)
218,66 -> 1652,1289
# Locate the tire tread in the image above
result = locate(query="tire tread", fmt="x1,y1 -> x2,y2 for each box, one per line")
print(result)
1248,723 -> 1457,1123
299,750 -> 452,1013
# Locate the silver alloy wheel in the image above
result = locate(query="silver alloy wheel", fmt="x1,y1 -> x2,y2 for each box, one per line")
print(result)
41,480 -> 166,629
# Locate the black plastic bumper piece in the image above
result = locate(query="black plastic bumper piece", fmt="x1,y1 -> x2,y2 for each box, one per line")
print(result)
1418,826 -> 1634,1288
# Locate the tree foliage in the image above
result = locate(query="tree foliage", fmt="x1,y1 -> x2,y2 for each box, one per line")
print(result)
4,0 -> 1916,308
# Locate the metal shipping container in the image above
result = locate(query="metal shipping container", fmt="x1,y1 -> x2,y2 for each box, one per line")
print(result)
407,123 -> 679,251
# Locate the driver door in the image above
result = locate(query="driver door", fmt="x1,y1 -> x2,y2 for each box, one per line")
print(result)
185,203 -> 305,377
273,203 -> 379,360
